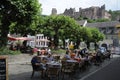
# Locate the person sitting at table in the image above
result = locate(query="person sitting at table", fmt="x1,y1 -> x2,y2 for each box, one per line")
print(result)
41,47 -> 46,55
74,52 -> 81,62
78,49 -> 85,58
70,50 -> 76,59
31,56 -> 47,67
31,56 -> 46,78
46,53 -> 54,62
62,50 -> 71,60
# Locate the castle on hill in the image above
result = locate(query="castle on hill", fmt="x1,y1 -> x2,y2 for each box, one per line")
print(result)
51,5 -> 111,20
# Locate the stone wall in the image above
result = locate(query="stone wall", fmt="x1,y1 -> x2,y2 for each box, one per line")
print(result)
63,5 -> 111,20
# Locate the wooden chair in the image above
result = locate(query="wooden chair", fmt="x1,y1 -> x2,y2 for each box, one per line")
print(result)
46,67 -> 61,80
31,63 -> 44,78
61,61 -> 76,80
54,55 -> 61,62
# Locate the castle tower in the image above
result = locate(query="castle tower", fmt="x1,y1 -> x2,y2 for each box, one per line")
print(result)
63,8 -> 76,18
101,4 -> 105,10
51,8 -> 57,15
100,4 -> 106,18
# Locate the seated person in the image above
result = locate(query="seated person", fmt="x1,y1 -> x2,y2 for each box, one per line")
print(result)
41,48 -> 46,55
32,47 -> 38,53
74,52 -> 81,62
45,53 -> 54,62
31,56 -> 46,77
63,50 -> 71,60
70,50 -> 76,59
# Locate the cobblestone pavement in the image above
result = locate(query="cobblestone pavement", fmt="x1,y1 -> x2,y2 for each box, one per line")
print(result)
8,54 -> 120,80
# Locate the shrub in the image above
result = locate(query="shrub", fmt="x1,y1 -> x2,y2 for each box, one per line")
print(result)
0,47 -> 21,55
51,49 -> 66,54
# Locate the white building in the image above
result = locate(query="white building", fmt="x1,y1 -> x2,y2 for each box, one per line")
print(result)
27,35 -> 35,48
27,34 -> 49,48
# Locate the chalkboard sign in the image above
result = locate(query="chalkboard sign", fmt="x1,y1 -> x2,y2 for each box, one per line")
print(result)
0,56 -> 8,80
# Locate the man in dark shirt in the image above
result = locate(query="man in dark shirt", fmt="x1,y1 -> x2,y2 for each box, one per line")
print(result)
31,56 -> 46,78
31,56 -> 46,70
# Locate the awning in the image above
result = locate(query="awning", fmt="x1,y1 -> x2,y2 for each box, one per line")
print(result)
8,35 -> 17,41
8,34 -> 31,41
16,37 -> 32,41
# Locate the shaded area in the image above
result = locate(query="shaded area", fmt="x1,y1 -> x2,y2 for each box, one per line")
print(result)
81,57 -> 120,80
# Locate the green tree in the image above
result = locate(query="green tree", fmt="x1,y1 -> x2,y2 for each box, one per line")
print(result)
89,28 -> 105,49
43,15 -> 79,49
80,27 -> 92,49
109,10 -> 120,20
59,16 -> 79,49
75,27 -> 104,49
0,0 -> 41,48
68,26 -> 84,49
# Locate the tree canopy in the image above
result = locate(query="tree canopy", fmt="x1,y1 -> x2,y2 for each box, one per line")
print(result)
0,0 -> 41,47
109,10 -> 120,21
86,27 -> 105,49
40,15 -> 79,48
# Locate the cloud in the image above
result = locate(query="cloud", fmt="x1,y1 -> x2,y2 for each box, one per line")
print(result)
39,0 -> 120,15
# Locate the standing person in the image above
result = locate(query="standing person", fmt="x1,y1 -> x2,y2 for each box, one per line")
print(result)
96,49 -> 102,64
48,48 -> 51,54
9,43 -> 14,50
37,48 -> 41,56
78,49 -> 84,58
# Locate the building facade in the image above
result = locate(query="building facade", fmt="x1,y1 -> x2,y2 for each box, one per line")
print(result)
77,20 -> 120,47
27,34 -> 49,48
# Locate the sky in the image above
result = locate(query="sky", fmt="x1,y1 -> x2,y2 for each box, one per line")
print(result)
39,0 -> 120,15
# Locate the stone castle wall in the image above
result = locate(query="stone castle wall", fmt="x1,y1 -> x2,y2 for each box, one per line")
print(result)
62,5 -> 111,20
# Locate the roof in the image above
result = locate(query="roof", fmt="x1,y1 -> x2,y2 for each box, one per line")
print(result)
86,21 -> 120,28
76,20 -> 87,26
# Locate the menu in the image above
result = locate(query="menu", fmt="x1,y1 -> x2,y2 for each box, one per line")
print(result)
0,56 -> 8,80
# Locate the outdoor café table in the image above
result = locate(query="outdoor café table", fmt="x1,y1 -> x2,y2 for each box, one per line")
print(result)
66,59 -> 82,69
46,61 -> 62,68
38,55 -> 47,61
45,61 -> 62,79
53,55 -> 60,57
38,55 -> 47,58
66,59 -> 78,63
